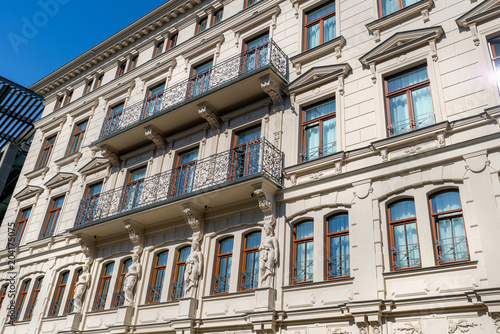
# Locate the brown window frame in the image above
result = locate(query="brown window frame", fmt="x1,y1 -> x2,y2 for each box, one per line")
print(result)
113,258 -> 132,308
84,80 -> 93,95
242,33 -> 269,73
377,0 -> 412,17
94,74 -> 103,89
213,237 -> 233,294
244,0 -> 257,8
116,62 -> 126,78
0,284 -> 8,310
66,268 -> 83,314
211,8 -> 223,26
300,99 -> 336,162
128,55 -> 138,71
55,96 -> 63,110
143,83 -> 165,118
230,125 -> 261,179
40,196 -> 65,239
292,221 -> 314,284
14,279 -> 31,321
240,231 -> 260,291
326,213 -> 350,279
11,207 -> 31,247
94,262 -> 114,310
172,148 -> 199,197
37,135 -> 56,168
153,41 -> 164,57
172,246 -> 191,300
63,92 -> 72,106
196,17 -> 208,34
188,59 -> 213,98
167,34 -> 178,50
122,166 -> 147,210
49,271 -> 69,317
67,119 -> 88,155
149,251 -> 168,303
303,1 -> 336,51
25,276 -> 43,320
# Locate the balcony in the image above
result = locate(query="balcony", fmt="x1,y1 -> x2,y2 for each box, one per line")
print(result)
387,112 -> 435,136
95,40 -> 289,153
73,139 -> 281,235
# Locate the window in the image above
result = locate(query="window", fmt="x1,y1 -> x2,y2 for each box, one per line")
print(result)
326,213 -> 350,278
94,74 -> 103,89
84,80 -> 93,94
143,83 -> 165,118
25,277 -> 43,320
379,0 -> 419,17
488,37 -> 500,90
14,279 -> 31,321
385,66 -> 435,136
50,272 -> 69,316
214,238 -> 233,294
116,62 -> 126,78
106,102 -> 125,134
11,208 -> 31,247
292,221 -> 314,283
128,55 -> 138,71
189,60 -> 213,98
230,126 -> 261,179
172,246 -> 191,299
37,135 -> 56,168
67,120 -> 88,155
173,148 -> 198,197
153,41 -> 164,57
40,196 -> 64,238
82,182 -> 102,221
388,200 -> 421,270
196,17 -> 208,34
301,99 -> 336,161
242,33 -> 269,74
55,96 -> 63,110
123,167 -> 147,210
241,231 -> 260,290
149,251 -> 168,303
63,92 -> 72,106
304,2 -> 336,50
212,8 -> 223,25
167,34 -> 178,50
245,0 -> 258,8
0,284 -> 8,310
66,268 -> 83,313
430,190 -> 469,265
114,258 -> 132,307
95,262 -> 114,310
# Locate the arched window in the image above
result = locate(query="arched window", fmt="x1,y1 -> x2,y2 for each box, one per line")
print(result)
149,251 -> 168,303
388,199 -> 421,270
95,262 -> 114,310
293,221 -> 314,284
114,258 -> 132,307
25,276 -> 43,320
14,279 -> 31,321
326,213 -> 350,279
241,231 -> 261,290
66,268 -> 83,313
429,190 -> 469,264
214,238 -> 234,294
172,246 -> 191,300
50,271 -> 69,316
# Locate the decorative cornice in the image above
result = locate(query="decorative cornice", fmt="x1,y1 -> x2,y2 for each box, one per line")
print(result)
285,64 -> 351,96
44,172 -> 78,189
13,186 -> 44,201
54,152 -> 82,169
232,5 -> 280,36
78,157 -> 110,176
448,319 -> 479,333
290,36 -> 346,74
456,0 -> 500,46
24,166 -> 50,181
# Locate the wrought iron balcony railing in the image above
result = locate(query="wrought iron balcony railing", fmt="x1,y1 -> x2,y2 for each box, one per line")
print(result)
326,254 -> 350,279
387,112 -> 435,136
171,281 -> 185,300
148,283 -> 162,303
214,273 -> 230,293
391,243 -> 421,270
292,259 -> 314,283
241,268 -> 259,290
436,236 -> 469,264
76,139 -> 281,226
114,291 -> 125,307
99,39 -> 288,139
300,141 -> 337,162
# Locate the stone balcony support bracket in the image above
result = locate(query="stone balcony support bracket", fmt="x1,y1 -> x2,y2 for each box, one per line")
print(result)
260,75 -> 283,107
198,102 -> 221,129
145,125 -> 167,152
100,145 -> 120,167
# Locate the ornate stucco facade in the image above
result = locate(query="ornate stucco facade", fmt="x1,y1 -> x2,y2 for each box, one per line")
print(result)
1,0 -> 500,333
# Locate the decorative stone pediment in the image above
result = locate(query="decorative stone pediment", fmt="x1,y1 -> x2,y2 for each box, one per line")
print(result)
14,185 -> 43,201
359,26 -> 444,83
290,36 -> 346,74
456,0 -> 500,46
232,5 -> 280,47
285,64 -> 351,96
44,172 -> 78,189
78,157 -> 110,176
181,34 -> 224,71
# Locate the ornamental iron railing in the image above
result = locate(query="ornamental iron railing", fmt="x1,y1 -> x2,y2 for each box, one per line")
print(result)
99,39 -> 288,139
75,139 -> 281,227
241,268 -> 259,290
171,281 -> 185,300
95,292 -> 107,310
114,291 -> 125,307
214,273 -> 230,293
49,300 -> 62,316
326,254 -> 350,279
292,259 -> 314,283
391,243 -> 421,270
436,236 -> 469,264
149,284 -> 162,303
300,141 -> 337,162
67,298 -> 75,313
387,112 -> 435,136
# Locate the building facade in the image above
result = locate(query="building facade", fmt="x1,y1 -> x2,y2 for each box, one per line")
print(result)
1,0 -> 500,333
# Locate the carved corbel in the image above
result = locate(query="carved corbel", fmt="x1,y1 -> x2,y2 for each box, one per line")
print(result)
429,39 -> 438,62
252,184 -> 275,226
271,6 -> 280,33
100,145 -> 120,166
182,203 -> 204,239
356,322 -> 368,334
370,321 -> 381,334
290,0 -> 299,18
260,75 -> 283,106
338,74 -> 345,96
380,148 -> 388,162
294,62 -> 302,75
124,220 -> 144,253
470,23 -> 480,46
145,125 -> 167,152
373,29 -> 381,43
234,31 -> 241,48
370,63 -> 377,84
436,132 -> 445,148
198,102 -> 220,129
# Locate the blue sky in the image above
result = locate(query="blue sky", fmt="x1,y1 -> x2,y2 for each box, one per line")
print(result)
0,0 -> 167,89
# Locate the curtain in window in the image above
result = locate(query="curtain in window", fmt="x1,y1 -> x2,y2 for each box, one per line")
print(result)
432,191 -> 461,212
412,86 -> 434,129
382,0 -> 399,15
322,117 -> 336,155
437,217 -> 466,262
323,16 -> 336,44
402,0 -> 419,7
305,124 -> 320,160
307,23 -> 320,49
390,200 -> 416,220
389,95 -> 409,135
295,222 -> 314,282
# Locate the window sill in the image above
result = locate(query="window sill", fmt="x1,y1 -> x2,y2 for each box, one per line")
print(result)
290,36 -> 346,74
86,308 -> 119,315
24,166 -> 50,181
202,289 -> 255,301
365,0 -> 433,41
383,260 -> 478,279
283,151 -> 345,187
54,152 -> 82,169
282,276 -> 354,291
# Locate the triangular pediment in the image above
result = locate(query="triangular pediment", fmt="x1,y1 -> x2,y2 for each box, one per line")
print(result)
14,186 -> 43,200
285,64 -> 351,94
78,157 -> 110,176
44,172 -> 77,189
457,0 -> 500,28
359,26 -> 444,66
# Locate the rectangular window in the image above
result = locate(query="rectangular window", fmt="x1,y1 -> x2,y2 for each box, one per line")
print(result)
14,280 -> 31,321
50,272 -> 69,316
94,74 -> 103,89
67,120 -> 88,155
230,126 -> 261,179
304,2 -> 336,50
242,33 -> 269,74
149,251 -> 168,303
0,284 -> 7,310
212,8 -> 223,25
188,60 -> 213,98
55,96 -> 63,110
430,190 -> 469,265
388,200 -> 421,270
116,62 -> 126,78
196,17 -> 208,34
143,83 -> 165,118
245,0 -> 258,8
241,232 -> 260,290
172,246 -> 190,300
128,55 -> 138,71
167,34 -> 178,50
95,263 -> 114,310
301,100 -> 336,161
84,80 -> 93,94
25,277 -> 43,320
114,258 -> 132,307
293,221 -> 314,283
40,196 -> 64,238
63,92 -> 72,106
214,238 -> 233,294
83,182 -> 103,221
385,66 -> 435,136
173,148 -> 198,197
153,41 -> 164,57
104,102 -> 125,136
326,213 -> 350,278
11,208 -> 31,247
488,37 -> 500,90
37,135 -> 56,168
379,0 -> 419,17
123,167 -> 147,210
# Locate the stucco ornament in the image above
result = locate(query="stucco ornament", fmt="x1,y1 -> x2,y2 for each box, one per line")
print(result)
448,319 -> 479,333
393,322 -> 422,334
72,264 -> 91,313
259,222 -> 279,287
123,253 -> 142,306
184,239 -> 203,298
357,322 -> 368,334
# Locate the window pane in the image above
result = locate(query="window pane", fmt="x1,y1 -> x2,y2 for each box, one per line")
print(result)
245,232 -> 261,249
220,238 -> 234,254
130,168 -> 146,182
305,124 -> 320,160
402,0 -> 419,7
179,247 -> 191,262
389,94 -> 409,135
158,252 -> 168,266
296,221 -> 314,239
307,2 -> 335,22
432,191 -> 461,213
381,0 -> 399,15
322,117 -> 336,155
328,214 -> 348,233
237,127 -> 261,145
306,23 -> 320,49
304,100 -> 335,121
387,67 -> 428,92
389,200 -> 416,221
323,15 -> 336,43
179,149 -> 199,164
411,86 -> 434,129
